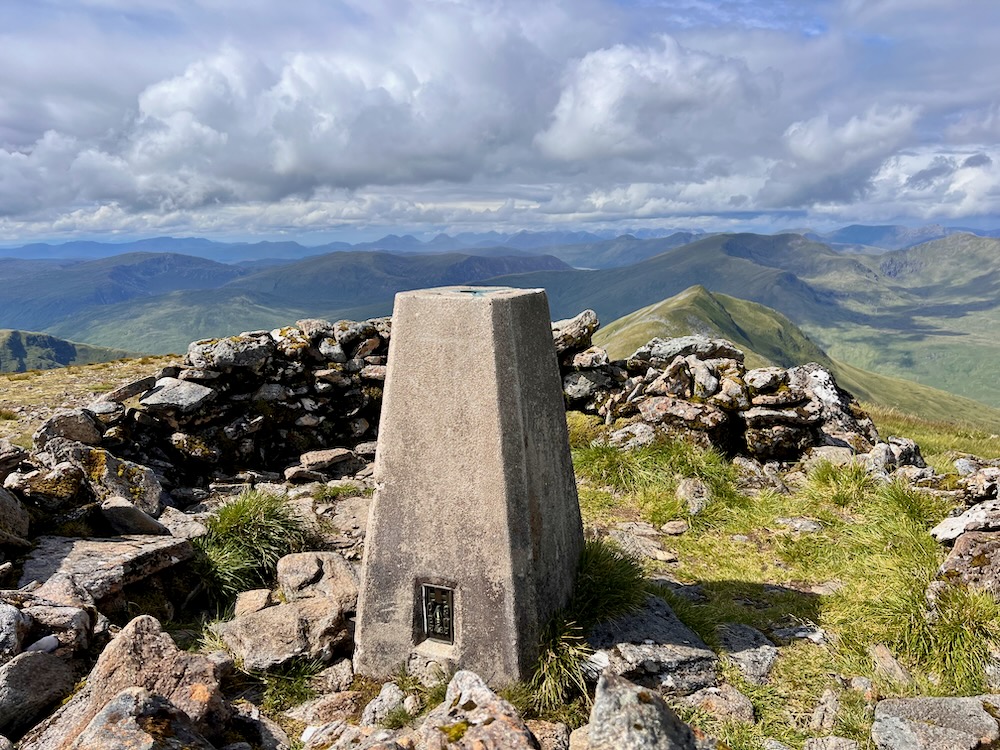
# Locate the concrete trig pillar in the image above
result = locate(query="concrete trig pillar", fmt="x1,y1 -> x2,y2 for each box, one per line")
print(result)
353,286 -> 584,684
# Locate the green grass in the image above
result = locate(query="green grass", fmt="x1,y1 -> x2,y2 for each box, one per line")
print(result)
562,425 -> 1000,747
571,437 -> 739,527
259,660 -> 323,714
312,483 -> 373,502
0,408 -> 16,420
525,537 -> 647,724
191,489 -> 314,608
866,403 -> 1000,471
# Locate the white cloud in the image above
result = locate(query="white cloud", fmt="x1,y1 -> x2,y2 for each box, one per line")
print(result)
1,0 -> 999,241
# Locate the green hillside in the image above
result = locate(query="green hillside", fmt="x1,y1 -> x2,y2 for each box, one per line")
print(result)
0,330 -> 136,372
594,287 -> 1000,433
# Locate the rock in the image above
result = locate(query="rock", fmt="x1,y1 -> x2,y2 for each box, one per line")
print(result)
0,487 -> 29,542
526,720 -> 571,750
775,516 -> 823,533
587,671 -> 719,749
360,682 -> 405,727
17,595 -> 92,654
803,739 -> 858,750
745,367 -> 787,393
233,589 -> 272,618
564,371 -> 612,402
139,377 -> 217,414
302,719 -> 408,750
588,596 -> 718,695
868,644 -> 914,687
810,688 -> 840,731
629,336 -> 744,369
638,397 -> 728,433
67,687 -> 217,750
19,535 -> 193,607
938,532 -> 1000,595
157,506 -> 209,539
608,423 -> 657,450
186,333 -> 276,372
33,409 -> 103,451
285,691 -> 363,726
715,623 -> 778,685
213,598 -> 350,671
276,551 -> 359,609
95,376 -> 157,404
888,437 -> 925,468
300,448 -> 357,471
0,440 -> 28,482
0,603 -> 30,663
284,465 -> 328,483
771,623 -> 827,645
680,684 -> 755,724
311,658 -> 355,693
786,363 -> 878,452
0,651 -> 75,738
661,520 -> 690,535
745,424 -> 816,461
552,310 -> 600,355
762,742 -> 794,750
931,499 -> 1000,543
871,696 -> 1000,750
676,478 -> 710,515
418,670 -> 539,749
4,463 -> 85,507
572,347 -> 610,369
45,440 -> 163,516
99,496 -> 169,535
607,525 -> 677,563
19,615 -> 228,749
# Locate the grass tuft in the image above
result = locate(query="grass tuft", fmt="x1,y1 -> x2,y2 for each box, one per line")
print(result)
192,489 -> 312,607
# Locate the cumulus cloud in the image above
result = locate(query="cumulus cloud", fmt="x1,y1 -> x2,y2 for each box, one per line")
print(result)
1,0 -> 1000,241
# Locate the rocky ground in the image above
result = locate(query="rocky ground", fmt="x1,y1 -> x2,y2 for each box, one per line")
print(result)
0,312 -> 998,748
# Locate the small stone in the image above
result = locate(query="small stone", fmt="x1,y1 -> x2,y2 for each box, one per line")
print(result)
99,496 -> 169,535
677,477 -> 710,515
234,589 -> 272,618
680,684 -> 755,724
301,448 -> 356,471
803,739 -> 858,750
716,623 -> 778,685
810,688 -> 840,731
868,643 -> 914,687
661,520 -> 690,535
360,682 -> 405,727
775,516 -> 823,533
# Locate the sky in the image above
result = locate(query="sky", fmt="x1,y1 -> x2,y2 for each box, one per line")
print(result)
1,0 -> 999,244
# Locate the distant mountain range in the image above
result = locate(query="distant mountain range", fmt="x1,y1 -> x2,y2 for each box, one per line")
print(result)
0,330 -> 135,373
3,223 -> 997,264
3,227 -> 1000,415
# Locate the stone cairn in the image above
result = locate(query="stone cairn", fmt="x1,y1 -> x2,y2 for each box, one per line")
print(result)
0,308 -> 976,749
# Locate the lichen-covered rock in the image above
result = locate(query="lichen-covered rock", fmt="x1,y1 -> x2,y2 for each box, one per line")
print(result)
931,499 -> 1000,543
938,532 -> 1000,595
66,687 -> 217,750
139,377 -> 217,414
33,409 -> 103,451
19,535 -> 193,607
629,336 -> 744,369
44,440 -> 163,516
4,463 -> 85,507
0,440 -> 28,483
871,696 -> 1000,750
19,615 -> 229,749
186,332 -> 276,372
0,651 -> 75,739
213,598 -> 350,671
552,310 -> 599,355
0,487 -> 30,542
586,672 -> 720,749
418,670 -> 539,750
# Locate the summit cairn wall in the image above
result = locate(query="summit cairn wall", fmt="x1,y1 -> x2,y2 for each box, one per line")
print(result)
353,287 -> 585,683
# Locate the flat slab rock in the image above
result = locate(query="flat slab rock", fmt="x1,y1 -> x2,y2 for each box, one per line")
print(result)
587,595 -> 718,695
871,695 -> 1000,750
931,499 -> 1000,543
18,535 -> 193,606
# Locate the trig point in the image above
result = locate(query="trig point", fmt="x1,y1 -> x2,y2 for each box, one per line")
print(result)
353,286 -> 584,684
